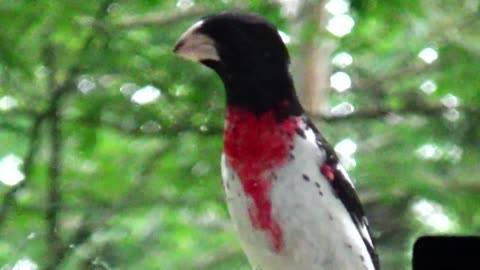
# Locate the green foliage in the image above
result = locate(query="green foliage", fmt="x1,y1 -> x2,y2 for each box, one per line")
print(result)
0,0 -> 479,269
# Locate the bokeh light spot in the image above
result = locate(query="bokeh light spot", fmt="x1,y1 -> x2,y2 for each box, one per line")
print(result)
330,72 -> 352,92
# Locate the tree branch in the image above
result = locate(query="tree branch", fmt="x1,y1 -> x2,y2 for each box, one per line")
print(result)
314,103 -> 450,122
0,121 -> 28,134
0,114 -> 45,226
76,5 -> 215,30
96,118 -> 223,137
352,63 -> 438,91
43,39 -> 65,264
191,248 -> 244,270
115,6 -> 212,29
74,102 -> 468,142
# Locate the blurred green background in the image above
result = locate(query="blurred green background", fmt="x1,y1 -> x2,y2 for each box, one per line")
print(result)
0,0 -> 479,269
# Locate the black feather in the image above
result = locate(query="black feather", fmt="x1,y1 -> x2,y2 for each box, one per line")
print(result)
306,119 -> 381,269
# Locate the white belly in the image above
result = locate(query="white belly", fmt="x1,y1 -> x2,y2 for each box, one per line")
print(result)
221,135 -> 375,270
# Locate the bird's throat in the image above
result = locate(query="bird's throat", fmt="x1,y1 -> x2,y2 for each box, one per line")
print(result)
217,66 -> 303,116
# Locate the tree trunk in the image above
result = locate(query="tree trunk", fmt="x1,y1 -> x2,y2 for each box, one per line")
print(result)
291,1 -> 336,115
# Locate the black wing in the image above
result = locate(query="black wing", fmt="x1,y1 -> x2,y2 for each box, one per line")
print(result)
305,118 -> 381,270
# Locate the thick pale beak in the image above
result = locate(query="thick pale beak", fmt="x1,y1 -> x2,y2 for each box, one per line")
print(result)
173,21 -> 220,62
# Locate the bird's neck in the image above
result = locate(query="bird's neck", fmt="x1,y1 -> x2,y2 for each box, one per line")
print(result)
216,63 -> 303,117
222,67 -> 304,163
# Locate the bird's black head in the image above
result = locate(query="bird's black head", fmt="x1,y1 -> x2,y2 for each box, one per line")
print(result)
174,12 -> 302,116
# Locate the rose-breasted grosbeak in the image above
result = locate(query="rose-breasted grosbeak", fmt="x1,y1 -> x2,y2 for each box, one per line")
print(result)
174,12 -> 380,270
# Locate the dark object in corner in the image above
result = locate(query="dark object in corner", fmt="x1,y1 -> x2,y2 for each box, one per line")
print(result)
413,236 -> 480,270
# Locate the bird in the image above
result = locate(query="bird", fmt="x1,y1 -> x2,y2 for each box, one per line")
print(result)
174,12 -> 380,270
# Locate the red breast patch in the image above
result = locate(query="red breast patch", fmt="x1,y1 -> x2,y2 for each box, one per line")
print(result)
224,106 -> 299,253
